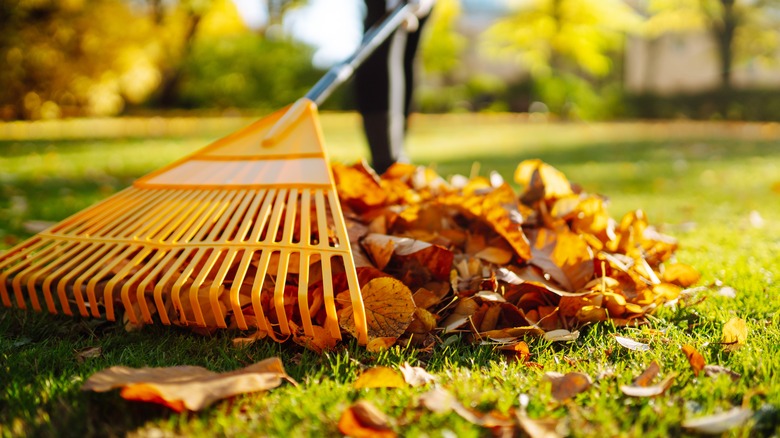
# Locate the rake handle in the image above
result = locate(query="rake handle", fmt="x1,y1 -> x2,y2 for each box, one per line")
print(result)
263,3 -> 415,147
306,3 -> 416,106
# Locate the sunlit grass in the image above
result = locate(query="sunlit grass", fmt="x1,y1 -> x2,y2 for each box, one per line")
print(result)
1,115 -> 779,436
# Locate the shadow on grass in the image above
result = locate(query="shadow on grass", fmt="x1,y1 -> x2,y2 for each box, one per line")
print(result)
426,139 -> 780,177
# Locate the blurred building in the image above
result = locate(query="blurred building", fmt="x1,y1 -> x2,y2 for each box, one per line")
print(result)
625,33 -> 780,94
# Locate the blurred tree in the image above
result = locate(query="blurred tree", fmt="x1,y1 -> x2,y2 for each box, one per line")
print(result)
482,0 -> 642,118
643,0 -> 780,90
0,0 -> 160,119
177,34 -> 320,110
420,0 -> 466,83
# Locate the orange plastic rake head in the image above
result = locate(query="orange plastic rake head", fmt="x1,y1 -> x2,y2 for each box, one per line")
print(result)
0,99 -> 368,344
0,4 -> 417,345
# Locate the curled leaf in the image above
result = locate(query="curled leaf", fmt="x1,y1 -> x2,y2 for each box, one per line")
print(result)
633,361 -> 660,387
614,336 -> 650,351
702,365 -> 741,381
399,363 -> 437,387
418,388 -> 514,427
620,373 -> 676,398
82,357 -> 293,412
682,407 -> 753,434
544,329 -> 580,342
338,400 -> 396,438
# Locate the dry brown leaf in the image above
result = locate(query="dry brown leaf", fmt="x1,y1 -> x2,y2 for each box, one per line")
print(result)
681,344 -> 706,376
399,362 -> 437,387
703,365 -> 741,381
620,373 -> 677,398
544,329 -> 579,342
81,357 -> 293,412
339,277 -> 416,341
722,317 -> 748,350
543,372 -> 592,401
75,346 -> 102,363
441,298 -> 480,332
354,366 -> 408,389
499,340 -> 531,363
681,407 -> 753,434
614,336 -> 650,351
516,412 -> 566,438
481,326 -> 544,339
338,400 -> 396,438
418,388 -> 514,427
633,361 -> 660,387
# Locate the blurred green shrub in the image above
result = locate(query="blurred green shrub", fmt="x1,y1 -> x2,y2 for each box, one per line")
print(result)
176,35 -> 324,110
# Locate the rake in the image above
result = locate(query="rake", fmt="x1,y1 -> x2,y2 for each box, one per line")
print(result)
0,4 -> 418,345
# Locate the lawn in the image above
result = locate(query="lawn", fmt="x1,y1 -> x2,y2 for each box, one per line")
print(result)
1,114 -> 779,437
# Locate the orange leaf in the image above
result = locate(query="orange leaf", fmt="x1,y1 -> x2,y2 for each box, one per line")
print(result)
292,325 -> 339,354
543,372 -> 592,401
366,337 -> 397,352
499,340 -> 531,363
338,400 -> 396,438
338,277 -> 416,340
354,366 -> 408,389
682,344 -> 706,376
82,357 -> 293,412
332,162 -> 387,212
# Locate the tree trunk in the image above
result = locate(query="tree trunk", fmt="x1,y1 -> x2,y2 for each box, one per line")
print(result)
713,0 -> 737,90
156,12 -> 202,108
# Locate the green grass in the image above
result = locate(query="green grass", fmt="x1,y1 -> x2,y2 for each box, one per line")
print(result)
1,114 -> 779,437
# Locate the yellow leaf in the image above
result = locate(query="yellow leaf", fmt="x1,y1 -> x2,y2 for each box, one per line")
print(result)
353,366 -> 407,389
406,307 -> 438,335
722,317 -> 748,349
515,159 -> 573,202
366,337 -> 397,352
82,357 -> 293,412
338,277 -> 416,340
529,227 -> 594,292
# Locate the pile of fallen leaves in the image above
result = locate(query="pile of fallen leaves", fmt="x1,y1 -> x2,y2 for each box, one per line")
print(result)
325,159 -> 700,351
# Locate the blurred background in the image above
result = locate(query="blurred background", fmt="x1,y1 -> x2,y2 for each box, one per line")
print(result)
3,0 -> 780,123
